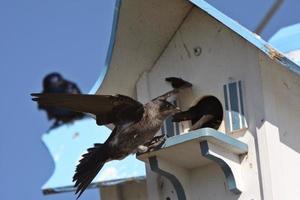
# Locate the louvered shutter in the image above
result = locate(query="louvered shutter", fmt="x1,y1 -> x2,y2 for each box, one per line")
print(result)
223,80 -> 247,132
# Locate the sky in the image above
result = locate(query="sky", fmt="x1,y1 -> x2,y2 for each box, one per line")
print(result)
0,0 -> 300,200
0,0 -> 115,199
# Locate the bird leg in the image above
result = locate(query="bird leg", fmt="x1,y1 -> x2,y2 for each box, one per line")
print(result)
136,135 -> 167,155
145,134 -> 166,150
137,145 -> 149,153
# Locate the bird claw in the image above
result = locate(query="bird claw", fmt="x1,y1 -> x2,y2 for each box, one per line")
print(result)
137,145 -> 149,154
136,135 -> 166,155
145,135 -> 166,151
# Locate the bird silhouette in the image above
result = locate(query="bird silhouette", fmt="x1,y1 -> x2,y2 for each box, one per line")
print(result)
31,77 -> 193,198
37,72 -> 84,130
172,96 -> 223,130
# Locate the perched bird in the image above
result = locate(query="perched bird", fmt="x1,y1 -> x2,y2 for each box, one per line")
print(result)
37,72 -> 84,129
31,90 -> 180,198
172,96 -> 223,130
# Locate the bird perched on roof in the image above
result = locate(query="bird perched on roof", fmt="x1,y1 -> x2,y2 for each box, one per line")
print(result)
37,72 -> 84,130
31,77 -> 192,198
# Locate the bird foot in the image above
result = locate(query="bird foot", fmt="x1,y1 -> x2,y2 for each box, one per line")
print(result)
145,135 -> 166,151
136,135 -> 166,155
137,145 -> 149,154
148,135 -> 166,145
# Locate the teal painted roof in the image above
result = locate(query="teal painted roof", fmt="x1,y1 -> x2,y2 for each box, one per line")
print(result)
189,0 -> 300,76
42,118 -> 145,194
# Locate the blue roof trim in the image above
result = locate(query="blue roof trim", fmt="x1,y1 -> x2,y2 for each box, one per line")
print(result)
43,176 -> 146,195
89,0 -> 121,94
189,0 -> 300,76
162,128 -> 248,154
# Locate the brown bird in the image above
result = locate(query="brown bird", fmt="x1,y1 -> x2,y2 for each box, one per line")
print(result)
31,76 -> 192,198
31,91 -> 180,198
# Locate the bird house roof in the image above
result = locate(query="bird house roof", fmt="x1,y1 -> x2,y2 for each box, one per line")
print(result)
92,0 -> 300,98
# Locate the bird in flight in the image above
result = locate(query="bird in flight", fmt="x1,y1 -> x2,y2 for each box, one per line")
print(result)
36,72 -> 84,130
31,77 -> 192,198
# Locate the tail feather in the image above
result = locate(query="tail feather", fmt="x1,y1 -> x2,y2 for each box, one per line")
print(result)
73,143 -> 110,199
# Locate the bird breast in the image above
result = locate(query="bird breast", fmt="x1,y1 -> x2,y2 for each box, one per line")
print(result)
109,112 -> 163,155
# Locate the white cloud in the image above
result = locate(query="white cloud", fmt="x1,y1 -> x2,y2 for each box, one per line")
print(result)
53,144 -> 65,162
97,166 -> 118,181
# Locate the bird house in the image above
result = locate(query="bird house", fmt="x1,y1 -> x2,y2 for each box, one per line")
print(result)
43,0 -> 300,199
94,0 -> 300,199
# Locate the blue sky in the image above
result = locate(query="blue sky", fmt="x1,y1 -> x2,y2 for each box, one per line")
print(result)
1,0 -> 300,200
0,0 -> 115,199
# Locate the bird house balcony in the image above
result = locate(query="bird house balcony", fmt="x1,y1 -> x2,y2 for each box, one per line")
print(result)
137,128 -> 248,200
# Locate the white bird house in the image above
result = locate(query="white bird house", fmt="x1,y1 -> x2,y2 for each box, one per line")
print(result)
94,0 -> 300,199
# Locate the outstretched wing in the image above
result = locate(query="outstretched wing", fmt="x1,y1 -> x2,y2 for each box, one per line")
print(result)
31,93 -> 144,126
73,142 -> 111,199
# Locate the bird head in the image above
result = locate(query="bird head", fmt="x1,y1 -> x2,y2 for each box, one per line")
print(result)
43,72 -> 64,90
157,100 -> 181,119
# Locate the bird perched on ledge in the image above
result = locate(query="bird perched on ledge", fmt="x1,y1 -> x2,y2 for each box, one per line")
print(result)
172,96 -> 223,130
37,72 -> 84,130
31,77 -> 192,198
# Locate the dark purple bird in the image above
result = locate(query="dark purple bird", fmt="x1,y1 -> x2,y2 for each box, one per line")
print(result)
172,96 -> 223,130
38,72 -> 84,129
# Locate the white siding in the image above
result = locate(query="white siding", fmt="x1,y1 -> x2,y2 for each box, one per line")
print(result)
144,7 -> 262,200
259,53 -> 300,199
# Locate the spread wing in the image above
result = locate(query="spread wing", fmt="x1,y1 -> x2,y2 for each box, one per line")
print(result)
31,93 -> 144,126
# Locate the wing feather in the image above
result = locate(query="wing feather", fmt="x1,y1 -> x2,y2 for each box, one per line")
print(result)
31,93 -> 144,125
